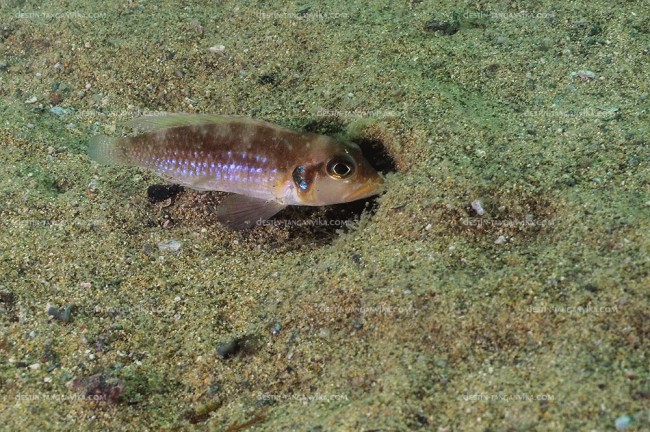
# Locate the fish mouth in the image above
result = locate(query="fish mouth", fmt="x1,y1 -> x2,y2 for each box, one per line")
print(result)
344,176 -> 385,202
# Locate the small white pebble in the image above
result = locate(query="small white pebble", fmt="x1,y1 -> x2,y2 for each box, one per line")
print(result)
615,415 -> 633,431
174,296 -> 181,302
158,240 -> 182,252
87,179 -> 99,191
209,45 -> 225,53
495,235 -> 507,245
80,282 -> 92,289
425,223 -> 432,231
471,199 -> 485,216
571,70 -> 595,80
29,363 -> 41,370
44,377 -> 52,383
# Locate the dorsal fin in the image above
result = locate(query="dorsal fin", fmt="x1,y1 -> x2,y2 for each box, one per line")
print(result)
123,114 -> 289,133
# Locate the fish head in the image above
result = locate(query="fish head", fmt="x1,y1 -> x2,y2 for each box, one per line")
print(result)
289,137 -> 384,206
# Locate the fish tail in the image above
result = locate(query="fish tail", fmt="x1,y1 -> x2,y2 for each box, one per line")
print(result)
88,135 -> 129,166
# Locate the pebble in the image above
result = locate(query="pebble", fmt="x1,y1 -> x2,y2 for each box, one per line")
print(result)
209,45 -> 225,53
471,199 -> 485,216
29,363 -> 41,370
190,19 -> 203,34
87,179 -> 99,192
495,235 -> 507,245
47,304 -> 73,322
615,415 -> 633,431
158,240 -> 182,252
49,106 -> 70,119
424,18 -> 460,36
571,70 -> 595,80
50,92 -> 63,105
24,96 -> 38,104
206,382 -> 221,395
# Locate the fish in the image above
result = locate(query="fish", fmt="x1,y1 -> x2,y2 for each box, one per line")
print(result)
88,114 -> 384,229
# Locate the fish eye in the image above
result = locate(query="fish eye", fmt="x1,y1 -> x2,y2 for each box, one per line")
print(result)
326,157 -> 355,179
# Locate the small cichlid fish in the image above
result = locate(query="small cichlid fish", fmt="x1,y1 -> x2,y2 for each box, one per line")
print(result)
88,114 -> 384,229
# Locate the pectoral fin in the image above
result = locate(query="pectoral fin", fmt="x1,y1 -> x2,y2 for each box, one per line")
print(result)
216,195 -> 286,230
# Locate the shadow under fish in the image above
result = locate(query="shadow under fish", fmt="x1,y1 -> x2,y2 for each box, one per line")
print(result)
88,114 -> 385,230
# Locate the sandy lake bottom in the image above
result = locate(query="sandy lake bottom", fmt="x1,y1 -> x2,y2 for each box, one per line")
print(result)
0,1 -> 648,431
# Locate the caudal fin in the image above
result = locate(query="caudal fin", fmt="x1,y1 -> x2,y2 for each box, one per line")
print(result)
88,135 -> 127,166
